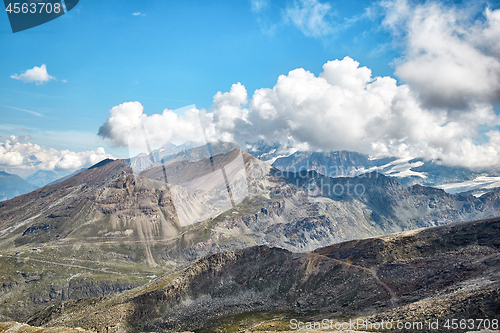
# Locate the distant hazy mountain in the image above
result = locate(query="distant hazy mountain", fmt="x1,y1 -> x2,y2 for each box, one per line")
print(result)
24,168 -> 89,189
46,168 -> 86,186
436,177 -> 500,196
245,140 -> 284,164
137,141 -> 498,196
270,150 -> 494,193
125,141 -> 198,173
125,141 -> 239,173
271,150 -> 396,177
160,141 -> 239,164
0,171 -> 36,201
25,170 -> 61,188
384,157 -> 480,186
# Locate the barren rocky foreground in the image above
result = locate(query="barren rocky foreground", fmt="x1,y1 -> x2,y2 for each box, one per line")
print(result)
18,216 -> 500,333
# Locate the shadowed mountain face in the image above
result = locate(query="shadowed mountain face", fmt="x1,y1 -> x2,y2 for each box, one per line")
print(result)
26,217 -> 500,333
1,146 -> 500,320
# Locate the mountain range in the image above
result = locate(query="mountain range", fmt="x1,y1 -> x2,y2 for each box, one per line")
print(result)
1,145 -> 500,322
2,141 -> 499,203
24,170 -> 63,188
0,142 -> 500,330
268,150 -> 500,194
118,140 -> 500,199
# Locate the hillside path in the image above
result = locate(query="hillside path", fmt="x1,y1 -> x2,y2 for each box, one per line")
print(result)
313,253 -> 399,307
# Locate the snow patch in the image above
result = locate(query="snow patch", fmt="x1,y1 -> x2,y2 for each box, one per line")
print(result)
437,176 -> 500,194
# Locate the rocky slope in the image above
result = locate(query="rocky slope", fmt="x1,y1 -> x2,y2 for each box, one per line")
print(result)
25,217 -> 500,333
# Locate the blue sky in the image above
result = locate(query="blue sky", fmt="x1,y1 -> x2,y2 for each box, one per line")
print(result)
1,0 -> 500,176
0,1 -> 394,148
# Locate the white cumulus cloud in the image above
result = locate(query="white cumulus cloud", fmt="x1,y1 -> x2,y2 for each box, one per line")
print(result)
98,101 -> 146,148
97,56 -> 500,169
243,57 -> 500,168
98,102 -> 209,156
10,64 -> 55,85
382,0 -> 500,109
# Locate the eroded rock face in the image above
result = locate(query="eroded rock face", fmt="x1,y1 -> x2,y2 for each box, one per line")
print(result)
28,217 -> 500,333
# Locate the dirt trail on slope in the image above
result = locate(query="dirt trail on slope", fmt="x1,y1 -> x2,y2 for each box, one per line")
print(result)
5,255 -> 125,275
313,253 -> 399,307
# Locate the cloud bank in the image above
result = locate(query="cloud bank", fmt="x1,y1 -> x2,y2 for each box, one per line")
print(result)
10,64 -> 55,85
383,0 -> 500,109
0,135 -> 114,176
